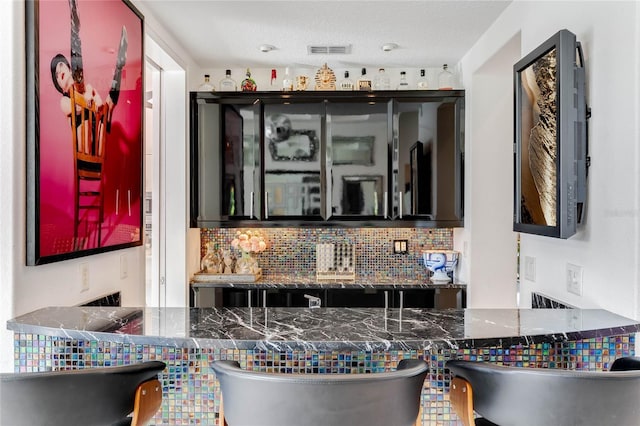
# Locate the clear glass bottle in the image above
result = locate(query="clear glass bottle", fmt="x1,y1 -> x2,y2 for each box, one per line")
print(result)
339,71 -> 354,91
417,69 -> 428,90
397,71 -> 410,90
373,68 -> 391,90
356,68 -> 371,91
219,69 -> 237,91
438,64 -> 454,90
241,68 -> 257,92
197,74 -> 215,92
282,67 -> 293,92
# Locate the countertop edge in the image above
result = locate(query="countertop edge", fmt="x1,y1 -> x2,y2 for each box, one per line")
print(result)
8,307 -> 640,351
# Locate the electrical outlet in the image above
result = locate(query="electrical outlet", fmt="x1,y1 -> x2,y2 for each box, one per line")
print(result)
80,263 -> 89,292
524,256 -> 536,282
566,263 -> 583,296
120,254 -> 128,279
393,240 -> 408,254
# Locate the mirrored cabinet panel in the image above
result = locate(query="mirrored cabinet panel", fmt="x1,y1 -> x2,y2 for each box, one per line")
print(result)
190,91 -> 464,228
222,103 -> 261,220
393,97 -> 464,221
263,102 -> 324,220
326,101 -> 391,220
191,94 -> 260,225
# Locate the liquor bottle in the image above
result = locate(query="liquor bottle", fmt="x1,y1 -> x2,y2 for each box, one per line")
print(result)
397,71 -> 410,90
416,69 -> 428,90
271,69 -> 277,87
339,71 -> 354,91
373,68 -> 391,90
282,67 -> 293,92
241,68 -> 257,91
356,68 -> 371,91
438,64 -> 454,90
219,69 -> 237,91
197,74 -> 215,92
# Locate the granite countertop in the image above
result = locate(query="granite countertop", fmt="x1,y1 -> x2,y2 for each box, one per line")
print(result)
190,273 -> 467,289
7,307 -> 639,351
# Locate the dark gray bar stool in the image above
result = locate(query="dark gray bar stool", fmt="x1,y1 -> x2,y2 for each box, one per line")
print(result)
447,357 -> 640,426
0,360 -> 166,425
212,359 -> 428,426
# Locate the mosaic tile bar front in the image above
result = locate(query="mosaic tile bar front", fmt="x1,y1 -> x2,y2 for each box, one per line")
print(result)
14,333 -> 634,425
200,227 -> 453,280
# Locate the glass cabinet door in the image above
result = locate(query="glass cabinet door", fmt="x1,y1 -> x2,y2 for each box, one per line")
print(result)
192,96 -> 260,224
393,97 -> 464,222
263,102 -> 324,220
222,103 -> 261,220
326,101 -> 391,220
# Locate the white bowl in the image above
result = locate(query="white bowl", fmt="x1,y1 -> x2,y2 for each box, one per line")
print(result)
422,250 -> 459,283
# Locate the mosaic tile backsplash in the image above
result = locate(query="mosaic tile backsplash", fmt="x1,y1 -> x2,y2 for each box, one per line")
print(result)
200,227 -> 453,280
14,333 -> 635,425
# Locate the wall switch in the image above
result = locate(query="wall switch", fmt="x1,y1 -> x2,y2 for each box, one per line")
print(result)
80,263 -> 89,292
393,240 -> 408,254
524,256 -> 536,282
566,263 -> 583,296
120,254 -> 128,279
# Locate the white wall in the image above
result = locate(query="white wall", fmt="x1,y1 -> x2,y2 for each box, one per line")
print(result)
0,0 -> 197,373
460,1 -> 640,317
458,32 -> 521,308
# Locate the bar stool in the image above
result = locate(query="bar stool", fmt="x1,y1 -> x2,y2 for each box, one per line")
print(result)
0,360 -> 166,425
447,357 -> 640,426
212,359 -> 428,426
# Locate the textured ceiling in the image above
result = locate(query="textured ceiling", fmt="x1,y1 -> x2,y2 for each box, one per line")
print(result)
138,0 -> 512,69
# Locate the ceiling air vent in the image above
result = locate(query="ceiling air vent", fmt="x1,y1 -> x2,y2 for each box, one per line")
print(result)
307,44 -> 352,55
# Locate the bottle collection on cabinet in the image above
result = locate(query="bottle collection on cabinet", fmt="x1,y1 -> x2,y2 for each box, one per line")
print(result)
196,64 -> 458,92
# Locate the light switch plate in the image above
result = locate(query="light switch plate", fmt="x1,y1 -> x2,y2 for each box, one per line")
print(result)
566,263 -> 583,296
524,256 -> 536,282
80,263 -> 89,292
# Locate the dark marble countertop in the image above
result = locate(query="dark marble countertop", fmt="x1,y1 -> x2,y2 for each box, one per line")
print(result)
190,273 -> 466,289
7,307 -> 639,351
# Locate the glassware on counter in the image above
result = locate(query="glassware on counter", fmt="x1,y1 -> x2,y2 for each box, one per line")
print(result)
282,67 -> 293,91
438,64 -> 454,90
241,68 -> 257,92
219,69 -> 237,91
200,242 -> 222,273
373,68 -> 391,90
397,71 -> 410,90
356,67 -> 371,91
417,69 -> 428,90
339,71 -> 354,90
197,74 -> 215,92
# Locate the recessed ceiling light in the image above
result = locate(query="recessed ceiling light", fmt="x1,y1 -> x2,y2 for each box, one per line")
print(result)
381,43 -> 398,52
259,44 -> 276,53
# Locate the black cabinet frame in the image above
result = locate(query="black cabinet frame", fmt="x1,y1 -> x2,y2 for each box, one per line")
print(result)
190,90 -> 465,228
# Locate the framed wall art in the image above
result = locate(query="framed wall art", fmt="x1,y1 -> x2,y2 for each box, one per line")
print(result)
26,0 -> 144,264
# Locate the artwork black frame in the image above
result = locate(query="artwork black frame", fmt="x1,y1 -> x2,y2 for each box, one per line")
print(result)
513,29 -> 588,239
26,0 -> 145,264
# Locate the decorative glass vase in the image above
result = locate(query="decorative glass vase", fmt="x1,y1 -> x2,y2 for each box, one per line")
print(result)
241,68 -> 257,92
236,252 -> 259,275
200,243 -> 221,273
